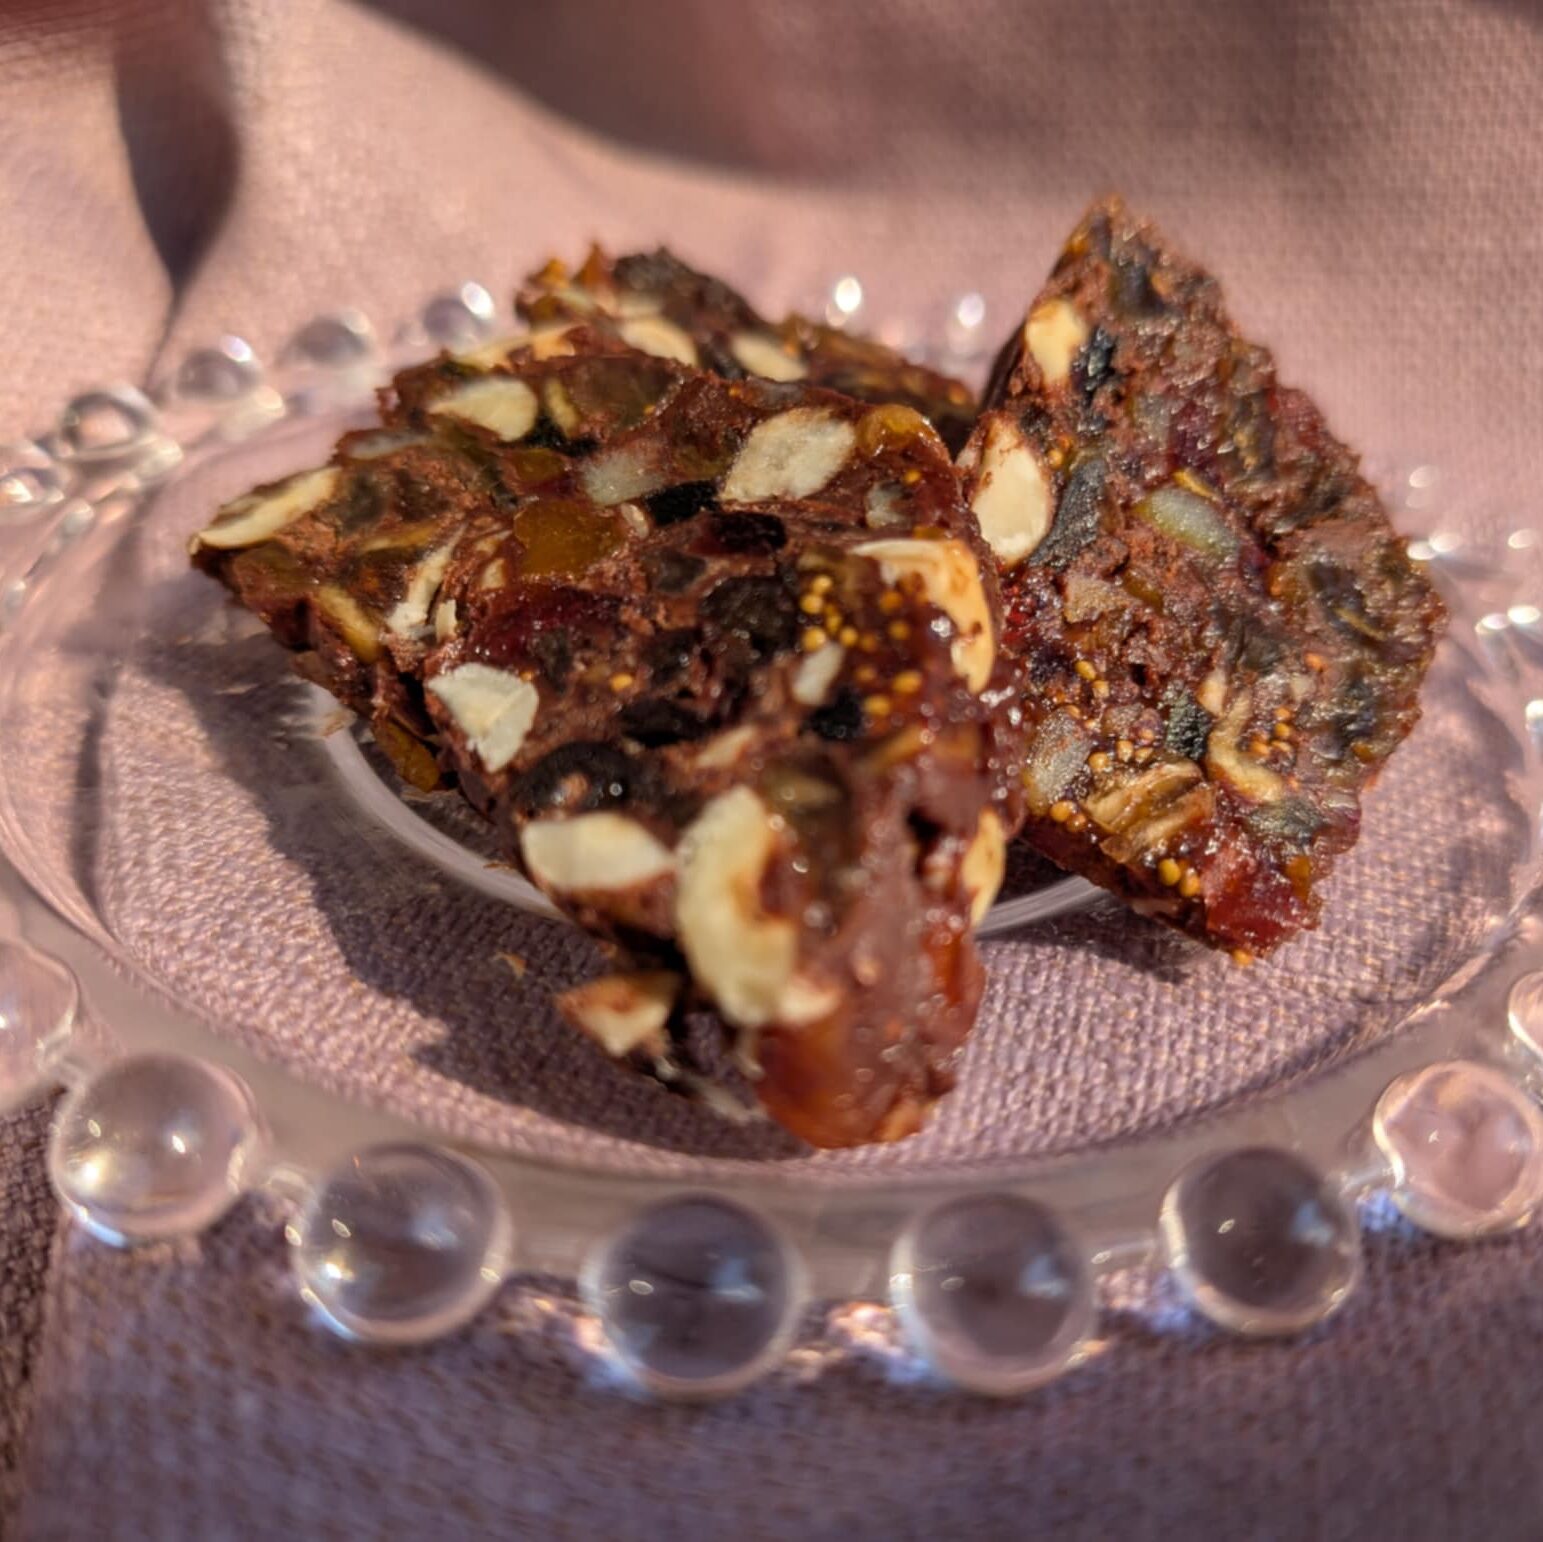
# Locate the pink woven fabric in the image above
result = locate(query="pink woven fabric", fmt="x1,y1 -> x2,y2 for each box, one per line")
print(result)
4,1 -> 1543,1535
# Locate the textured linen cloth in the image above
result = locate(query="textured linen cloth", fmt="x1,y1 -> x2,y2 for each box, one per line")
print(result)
4,1 -> 1543,1536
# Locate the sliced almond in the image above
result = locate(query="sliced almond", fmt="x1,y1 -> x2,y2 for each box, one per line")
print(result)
428,376 -> 539,441
452,333 -> 528,370
522,812 -> 675,893
557,970 -> 681,1058
617,315 -> 698,366
581,441 -> 668,507
192,465 -> 340,551
529,325 -> 578,361
791,642 -> 845,706
674,787 -> 796,1030
721,408 -> 856,502
385,540 -> 458,640
427,663 -> 539,772
729,331 -> 809,383
314,584 -> 381,663
692,724 -> 758,771
969,414 -> 1053,567
433,598 -> 459,642
961,808 -> 1006,925
542,377 -> 581,438
1023,298 -> 1088,388
853,538 -> 995,692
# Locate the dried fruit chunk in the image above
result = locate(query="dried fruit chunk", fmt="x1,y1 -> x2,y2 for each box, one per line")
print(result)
853,538 -> 995,692
965,196 -> 1444,953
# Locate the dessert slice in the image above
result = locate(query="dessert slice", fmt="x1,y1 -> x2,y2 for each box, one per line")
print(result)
959,197 -> 1444,956
516,247 -> 979,453
192,330 -> 1021,1146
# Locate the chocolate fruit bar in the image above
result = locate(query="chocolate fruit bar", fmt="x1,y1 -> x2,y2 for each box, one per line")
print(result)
192,328 -> 1021,1145
959,198 -> 1444,956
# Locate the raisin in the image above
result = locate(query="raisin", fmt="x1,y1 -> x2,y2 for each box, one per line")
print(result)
620,699 -> 708,746
700,575 -> 798,658
700,511 -> 787,555
807,687 -> 866,742
643,628 -> 697,682
513,741 -> 648,815
528,629 -> 573,692
644,480 -> 719,527
642,548 -> 706,594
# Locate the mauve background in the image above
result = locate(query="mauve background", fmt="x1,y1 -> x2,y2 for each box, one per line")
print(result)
3,1 -> 1543,1537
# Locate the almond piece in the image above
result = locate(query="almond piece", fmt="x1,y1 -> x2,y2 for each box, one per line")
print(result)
192,465 -> 340,551
558,970 -> 681,1058
674,787 -> 796,1029
428,376 -> 539,441
617,315 -> 698,366
427,663 -> 539,772
961,808 -> 1006,925
729,331 -> 809,383
1024,298 -> 1089,387
522,812 -> 675,892
791,643 -> 845,706
721,408 -> 856,502
969,415 -> 1053,567
385,540 -> 458,640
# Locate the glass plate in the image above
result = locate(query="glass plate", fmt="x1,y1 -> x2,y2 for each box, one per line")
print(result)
3,290 -> 1542,1394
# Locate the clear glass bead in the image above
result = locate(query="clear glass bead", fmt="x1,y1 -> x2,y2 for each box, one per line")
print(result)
50,1054 -> 261,1244
0,440 -> 64,523
1508,971 -> 1543,1061
1374,1061 -> 1543,1238
1160,1146 -> 1360,1335
0,941 -> 77,1112
54,386 -> 160,465
890,1191 -> 1092,1395
281,310 -> 376,370
290,1143 -> 510,1344
584,1195 -> 803,1397
170,336 -> 263,404
419,283 -> 496,350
